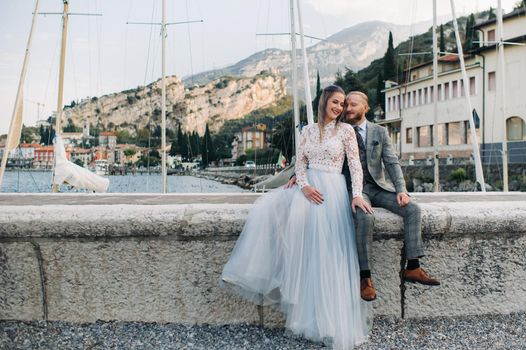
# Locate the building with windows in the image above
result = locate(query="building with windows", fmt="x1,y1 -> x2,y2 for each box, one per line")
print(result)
98,132 -> 117,149
381,7 -> 526,164
231,124 -> 268,160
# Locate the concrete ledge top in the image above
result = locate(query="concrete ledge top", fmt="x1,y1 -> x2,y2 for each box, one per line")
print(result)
1,192 -> 526,240
1,192 -> 525,206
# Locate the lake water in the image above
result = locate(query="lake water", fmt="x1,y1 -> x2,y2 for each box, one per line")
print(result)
1,171 -> 247,193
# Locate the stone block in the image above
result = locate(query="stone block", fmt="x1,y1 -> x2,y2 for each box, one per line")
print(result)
0,242 -> 42,320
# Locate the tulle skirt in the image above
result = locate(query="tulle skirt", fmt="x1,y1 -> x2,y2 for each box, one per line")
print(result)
221,168 -> 369,349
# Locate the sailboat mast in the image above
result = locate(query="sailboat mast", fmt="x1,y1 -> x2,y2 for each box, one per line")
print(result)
449,0 -> 486,191
161,0 -> 167,193
55,0 -> 69,134
289,0 -> 300,155
0,0 -> 41,188
432,0 -> 440,191
52,0 -> 70,193
296,0 -> 314,125
497,0 -> 508,192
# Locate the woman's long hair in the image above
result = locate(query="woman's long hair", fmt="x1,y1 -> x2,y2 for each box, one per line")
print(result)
317,84 -> 345,139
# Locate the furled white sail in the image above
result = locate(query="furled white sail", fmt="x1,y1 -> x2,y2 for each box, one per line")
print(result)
53,135 -> 109,193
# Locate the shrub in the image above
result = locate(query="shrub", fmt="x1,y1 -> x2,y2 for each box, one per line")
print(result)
448,168 -> 467,182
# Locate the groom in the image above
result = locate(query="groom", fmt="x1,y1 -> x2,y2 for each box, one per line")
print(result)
287,90 -> 440,301
342,91 -> 439,301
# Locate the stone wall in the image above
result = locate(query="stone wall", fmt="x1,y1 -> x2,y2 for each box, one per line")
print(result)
1,193 -> 525,326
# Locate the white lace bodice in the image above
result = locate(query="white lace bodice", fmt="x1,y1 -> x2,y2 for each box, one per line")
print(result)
296,120 -> 363,198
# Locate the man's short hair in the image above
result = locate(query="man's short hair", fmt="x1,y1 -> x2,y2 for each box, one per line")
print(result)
347,91 -> 369,106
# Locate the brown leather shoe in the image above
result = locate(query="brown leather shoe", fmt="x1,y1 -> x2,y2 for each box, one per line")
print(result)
403,267 -> 440,286
360,278 -> 377,301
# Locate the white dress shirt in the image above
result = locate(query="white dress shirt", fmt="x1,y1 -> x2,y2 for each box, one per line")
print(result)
354,119 -> 367,145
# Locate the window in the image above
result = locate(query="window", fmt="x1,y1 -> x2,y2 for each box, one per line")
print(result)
401,93 -> 406,109
417,126 -> 432,147
423,87 -> 428,104
438,84 -> 443,101
437,124 -> 447,145
466,121 -> 482,144
487,29 -> 495,43
460,79 -> 465,97
387,97 -> 391,112
488,71 -> 496,91
448,122 -> 463,145
452,80 -> 458,98
507,117 -> 526,141
444,82 -> 450,100
406,128 -> 413,144
418,89 -> 422,105
429,86 -> 434,102
412,91 -> 417,107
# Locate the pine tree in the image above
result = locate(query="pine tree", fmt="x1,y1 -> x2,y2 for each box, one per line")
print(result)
439,24 -> 446,54
383,31 -> 396,81
334,69 -> 366,94
514,0 -> 526,10
488,7 -> 496,19
464,14 -> 475,51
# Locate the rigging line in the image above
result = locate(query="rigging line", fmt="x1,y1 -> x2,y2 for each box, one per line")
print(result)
185,0 -> 195,84
143,0 -> 157,85
404,0 -> 418,89
487,45 -> 502,172
87,0 -> 92,94
195,0 -> 206,80
95,0 -> 103,96
265,0 -> 272,49
122,0 -> 134,89
43,20 -> 63,124
255,0 -> 263,53
68,26 -> 80,109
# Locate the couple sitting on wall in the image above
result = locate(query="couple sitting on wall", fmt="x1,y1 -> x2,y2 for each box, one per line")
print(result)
221,86 -> 440,349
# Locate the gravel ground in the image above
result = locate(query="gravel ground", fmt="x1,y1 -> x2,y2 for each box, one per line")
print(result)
1,313 -> 525,350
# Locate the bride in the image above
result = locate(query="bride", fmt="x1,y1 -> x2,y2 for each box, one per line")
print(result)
222,85 -> 371,349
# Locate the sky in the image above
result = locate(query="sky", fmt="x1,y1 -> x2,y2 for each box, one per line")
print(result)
0,0 -> 517,134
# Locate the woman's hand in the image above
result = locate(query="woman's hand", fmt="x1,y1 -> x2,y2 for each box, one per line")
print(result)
301,185 -> 324,205
352,196 -> 374,214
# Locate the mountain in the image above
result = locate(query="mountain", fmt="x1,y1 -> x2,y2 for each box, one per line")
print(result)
63,71 -> 286,136
183,20 -> 433,89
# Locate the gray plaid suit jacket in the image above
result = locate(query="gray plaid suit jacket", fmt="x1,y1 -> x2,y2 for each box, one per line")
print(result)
344,121 -> 407,194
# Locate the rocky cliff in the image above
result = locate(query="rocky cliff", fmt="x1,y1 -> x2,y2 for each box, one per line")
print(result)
63,71 -> 286,135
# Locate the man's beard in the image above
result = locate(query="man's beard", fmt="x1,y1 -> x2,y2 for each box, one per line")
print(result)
344,112 -> 363,124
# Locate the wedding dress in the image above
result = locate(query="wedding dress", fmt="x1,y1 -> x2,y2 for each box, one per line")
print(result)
222,120 -> 369,349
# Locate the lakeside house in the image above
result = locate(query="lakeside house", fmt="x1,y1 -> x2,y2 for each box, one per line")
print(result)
231,124 -> 269,160
381,7 -> 526,164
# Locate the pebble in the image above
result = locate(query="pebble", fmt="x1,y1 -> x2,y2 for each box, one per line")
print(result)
1,313 -> 525,349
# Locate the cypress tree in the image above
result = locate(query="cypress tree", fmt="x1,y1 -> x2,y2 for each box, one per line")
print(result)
464,14 -> 475,51
488,7 -> 496,19
312,70 -> 322,120
173,124 -> 185,156
439,24 -> 446,54
376,73 -> 385,111
201,124 -> 215,167
383,31 -> 396,81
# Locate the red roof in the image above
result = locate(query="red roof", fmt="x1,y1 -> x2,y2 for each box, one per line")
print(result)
19,143 -> 42,148
438,54 -> 461,62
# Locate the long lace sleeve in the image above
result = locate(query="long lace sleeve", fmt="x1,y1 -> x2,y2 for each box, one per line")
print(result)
341,124 -> 363,198
295,126 -> 310,189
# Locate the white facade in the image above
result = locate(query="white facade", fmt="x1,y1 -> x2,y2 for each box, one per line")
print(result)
382,8 -> 526,163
